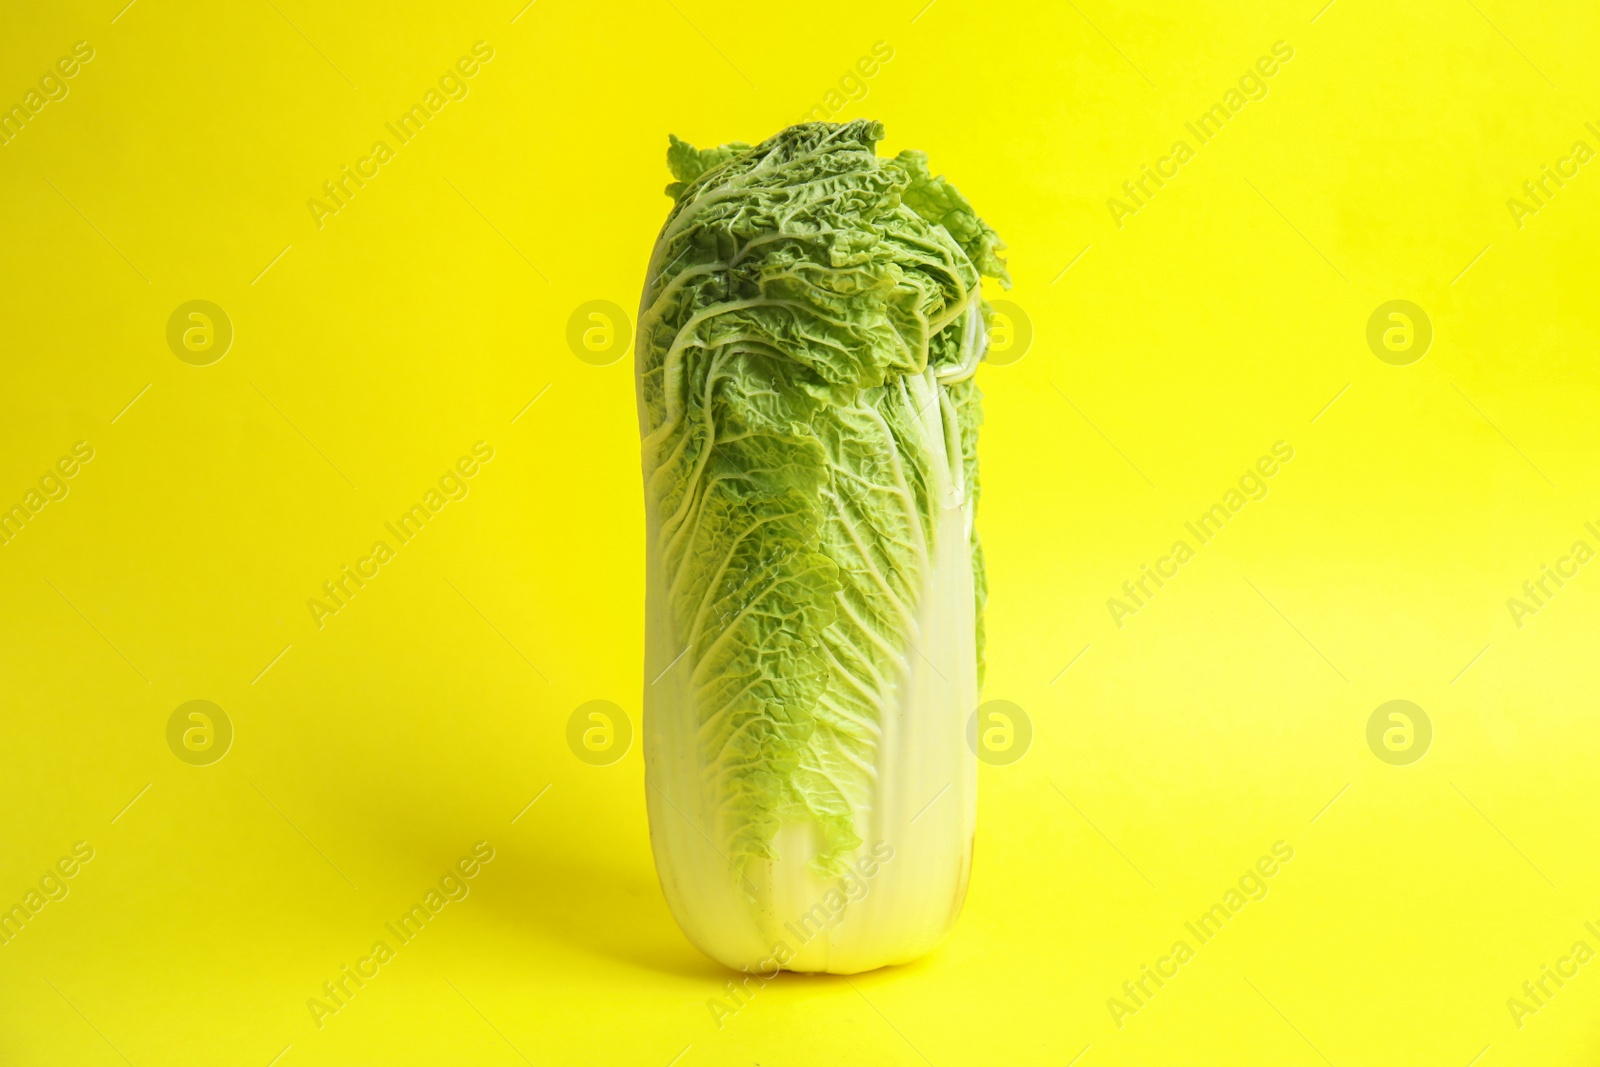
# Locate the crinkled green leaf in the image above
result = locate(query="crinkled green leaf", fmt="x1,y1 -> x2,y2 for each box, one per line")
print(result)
887,149 -> 1011,289
664,133 -> 753,199
640,120 -> 1003,874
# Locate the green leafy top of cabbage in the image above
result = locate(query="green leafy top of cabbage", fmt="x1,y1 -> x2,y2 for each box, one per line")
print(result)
638,120 -> 1007,874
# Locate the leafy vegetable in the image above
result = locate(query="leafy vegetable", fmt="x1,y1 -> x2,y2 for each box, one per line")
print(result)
638,119 -> 1007,972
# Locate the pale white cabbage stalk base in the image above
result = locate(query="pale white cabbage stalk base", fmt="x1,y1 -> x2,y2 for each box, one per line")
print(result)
643,366 -> 979,975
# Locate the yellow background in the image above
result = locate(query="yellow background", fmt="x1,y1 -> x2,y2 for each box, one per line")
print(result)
3,0 -> 1598,1063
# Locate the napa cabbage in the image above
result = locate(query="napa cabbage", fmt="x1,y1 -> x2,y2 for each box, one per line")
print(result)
637,119 -> 1007,973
